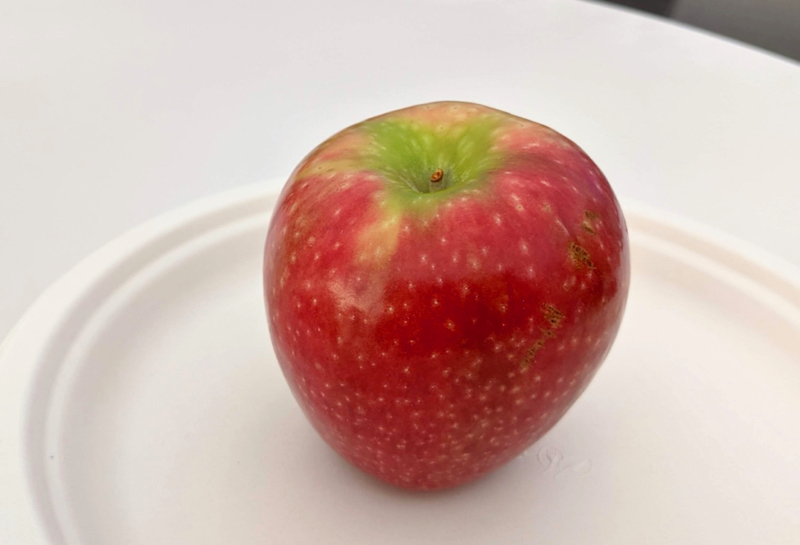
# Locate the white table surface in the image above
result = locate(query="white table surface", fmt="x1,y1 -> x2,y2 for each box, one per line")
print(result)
2,0 -> 799,338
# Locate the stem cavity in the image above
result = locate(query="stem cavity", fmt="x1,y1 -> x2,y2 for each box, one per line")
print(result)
429,168 -> 445,193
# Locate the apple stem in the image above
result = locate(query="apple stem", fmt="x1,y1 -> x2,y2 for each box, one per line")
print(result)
429,168 -> 445,193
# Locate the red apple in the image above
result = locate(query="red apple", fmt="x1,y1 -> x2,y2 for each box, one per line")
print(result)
264,101 -> 629,490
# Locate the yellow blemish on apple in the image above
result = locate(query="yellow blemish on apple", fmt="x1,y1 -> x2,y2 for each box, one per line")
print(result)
355,209 -> 402,268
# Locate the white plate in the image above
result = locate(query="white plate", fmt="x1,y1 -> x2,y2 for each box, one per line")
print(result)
2,180 -> 799,545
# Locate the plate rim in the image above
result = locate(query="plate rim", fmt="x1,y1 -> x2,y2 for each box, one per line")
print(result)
2,179 -> 799,544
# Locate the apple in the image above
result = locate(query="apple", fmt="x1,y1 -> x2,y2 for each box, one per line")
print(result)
263,101 -> 629,490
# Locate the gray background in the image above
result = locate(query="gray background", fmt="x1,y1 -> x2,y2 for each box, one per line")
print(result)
606,0 -> 800,61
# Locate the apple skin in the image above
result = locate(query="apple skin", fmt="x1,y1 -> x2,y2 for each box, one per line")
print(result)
264,102 -> 629,490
